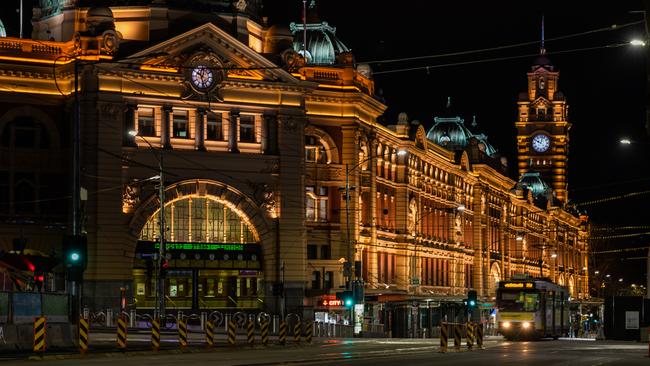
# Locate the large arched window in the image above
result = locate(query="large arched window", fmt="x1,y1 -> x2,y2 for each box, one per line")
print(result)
139,195 -> 258,243
305,135 -> 328,163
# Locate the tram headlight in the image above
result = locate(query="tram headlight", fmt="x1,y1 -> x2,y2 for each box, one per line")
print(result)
502,321 -> 511,329
521,321 -> 531,329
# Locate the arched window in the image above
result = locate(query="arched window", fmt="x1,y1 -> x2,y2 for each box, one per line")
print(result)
1,117 -> 50,149
139,196 -> 258,243
305,135 -> 328,163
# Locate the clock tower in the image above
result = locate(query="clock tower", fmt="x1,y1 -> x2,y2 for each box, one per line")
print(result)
515,46 -> 571,204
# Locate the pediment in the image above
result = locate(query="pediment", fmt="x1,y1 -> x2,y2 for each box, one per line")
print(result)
532,96 -> 550,107
124,23 -> 299,84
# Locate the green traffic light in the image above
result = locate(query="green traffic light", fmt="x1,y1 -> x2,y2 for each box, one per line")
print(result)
70,252 -> 80,261
469,300 -> 476,306
345,298 -> 353,307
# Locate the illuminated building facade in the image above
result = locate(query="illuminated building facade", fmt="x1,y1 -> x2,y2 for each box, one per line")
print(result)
0,1 -> 588,332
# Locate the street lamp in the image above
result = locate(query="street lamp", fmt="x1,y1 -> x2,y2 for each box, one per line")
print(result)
128,129 -> 166,323
630,39 -> 647,47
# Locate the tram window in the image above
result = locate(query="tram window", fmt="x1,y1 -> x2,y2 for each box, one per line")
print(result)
498,291 -> 539,311
206,279 -> 215,296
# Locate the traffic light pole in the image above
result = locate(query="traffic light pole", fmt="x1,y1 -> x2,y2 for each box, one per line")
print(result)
157,151 -> 165,324
70,59 -> 82,321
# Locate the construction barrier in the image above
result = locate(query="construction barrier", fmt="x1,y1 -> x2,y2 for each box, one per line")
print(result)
453,323 -> 461,350
279,320 -> 287,345
466,323 -> 474,350
293,321 -> 301,344
247,319 -> 255,346
205,320 -> 214,347
261,318 -> 269,346
33,316 -> 46,353
116,315 -> 127,349
227,319 -> 236,346
78,317 -> 89,354
476,323 -> 484,349
439,322 -> 448,353
305,321 -> 313,344
151,318 -> 161,351
178,318 -> 188,348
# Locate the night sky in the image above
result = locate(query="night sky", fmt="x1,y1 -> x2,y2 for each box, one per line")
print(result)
1,1 -> 649,287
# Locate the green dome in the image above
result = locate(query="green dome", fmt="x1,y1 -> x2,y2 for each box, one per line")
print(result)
290,21 -> 350,65
518,172 -> 552,198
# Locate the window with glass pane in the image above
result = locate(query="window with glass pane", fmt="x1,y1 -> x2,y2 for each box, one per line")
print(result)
306,194 -> 316,221
307,245 -> 317,259
305,135 -> 327,163
138,107 -> 155,136
207,112 -> 223,141
311,271 -> 321,289
320,245 -> 331,259
324,271 -> 333,289
173,110 -> 189,138
239,115 -> 255,143
139,195 -> 257,244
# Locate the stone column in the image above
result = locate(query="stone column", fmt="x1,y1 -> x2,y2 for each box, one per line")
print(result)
367,138 -> 378,287
229,109 -> 239,153
262,112 -> 278,155
161,104 -> 172,149
195,108 -> 206,151
123,104 -> 137,147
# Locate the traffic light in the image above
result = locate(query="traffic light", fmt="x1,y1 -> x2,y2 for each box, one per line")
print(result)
336,290 -> 354,307
33,272 -> 44,292
63,235 -> 87,281
467,290 -> 478,308
352,280 -> 364,303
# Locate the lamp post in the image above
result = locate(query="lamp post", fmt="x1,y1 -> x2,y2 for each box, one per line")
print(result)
342,147 -> 406,333
128,130 -> 165,322
620,138 -> 650,297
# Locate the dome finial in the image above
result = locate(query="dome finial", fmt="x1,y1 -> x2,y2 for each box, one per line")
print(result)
472,115 -> 477,128
446,96 -> 451,109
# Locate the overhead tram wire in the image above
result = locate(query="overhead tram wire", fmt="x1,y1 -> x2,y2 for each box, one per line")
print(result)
360,20 -> 644,65
373,43 -> 630,75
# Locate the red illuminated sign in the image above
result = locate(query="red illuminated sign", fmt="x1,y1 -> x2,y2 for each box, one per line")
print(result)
322,299 -> 343,306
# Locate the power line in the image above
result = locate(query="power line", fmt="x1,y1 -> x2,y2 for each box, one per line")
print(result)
373,43 -> 628,75
361,20 -> 644,65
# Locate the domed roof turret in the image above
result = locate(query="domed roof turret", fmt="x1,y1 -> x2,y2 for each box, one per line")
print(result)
0,18 -> 6,38
517,172 -> 552,199
289,1 -> 350,65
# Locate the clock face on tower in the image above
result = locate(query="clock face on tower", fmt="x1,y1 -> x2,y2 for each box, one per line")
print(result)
191,65 -> 214,90
531,133 -> 550,153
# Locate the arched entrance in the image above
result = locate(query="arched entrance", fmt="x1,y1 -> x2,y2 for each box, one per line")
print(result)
130,180 -> 266,311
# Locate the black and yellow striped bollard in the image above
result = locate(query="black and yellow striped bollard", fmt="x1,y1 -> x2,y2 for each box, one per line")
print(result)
305,321 -> 313,344
453,323 -> 461,350
178,318 -> 188,348
151,318 -> 161,351
261,319 -> 269,346
205,320 -> 214,348
79,317 -> 89,354
33,316 -> 46,353
439,322 -> 448,353
278,320 -> 287,345
227,319 -> 236,346
293,321 -> 301,344
116,315 -> 127,350
466,322 -> 474,350
247,319 -> 255,346
476,323 -> 484,349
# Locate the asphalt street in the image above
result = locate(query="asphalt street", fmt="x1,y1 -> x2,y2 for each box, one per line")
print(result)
3,337 -> 650,365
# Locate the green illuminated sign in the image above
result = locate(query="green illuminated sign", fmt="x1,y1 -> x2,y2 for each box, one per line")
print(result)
153,243 -> 244,251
